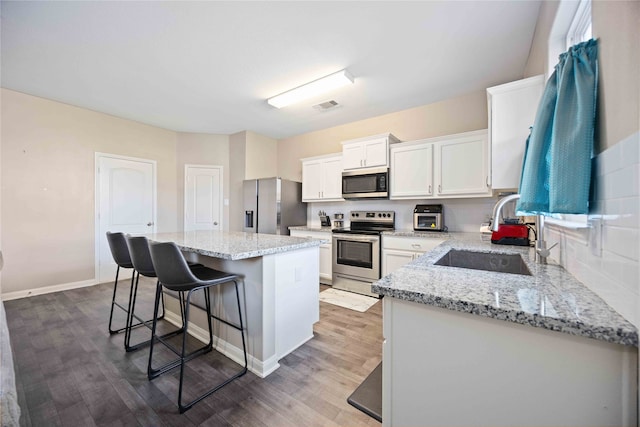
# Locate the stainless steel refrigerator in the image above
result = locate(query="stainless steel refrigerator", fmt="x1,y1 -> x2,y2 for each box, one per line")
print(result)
243,178 -> 307,235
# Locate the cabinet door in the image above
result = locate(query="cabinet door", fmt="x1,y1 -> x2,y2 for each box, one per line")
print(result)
390,143 -> 433,199
488,76 -> 544,189
322,156 -> 344,199
319,244 -> 332,282
382,249 -> 416,276
363,138 -> 388,168
302,160 -> 323,201
435,133 -> 490,197
342,143 -> 364,170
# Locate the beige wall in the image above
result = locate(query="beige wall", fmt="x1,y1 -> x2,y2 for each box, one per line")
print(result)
175,132 -> 230,231
228,131 -> 247,232
524,0 -> 640,153
593,0 -> 640,152
0,88 -> 179,294
277,90 -> 488,181
245,131 -> 277,180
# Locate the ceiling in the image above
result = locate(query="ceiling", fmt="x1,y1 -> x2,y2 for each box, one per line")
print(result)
0,1 -> 542,140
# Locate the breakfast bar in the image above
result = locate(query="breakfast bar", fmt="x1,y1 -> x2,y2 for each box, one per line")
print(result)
144,230 -> 325,378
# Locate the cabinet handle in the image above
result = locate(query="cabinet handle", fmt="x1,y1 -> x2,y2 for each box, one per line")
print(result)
486,176 -> 489,187
411,244 -> 421,248
428,185 -> 432,193
438,184 -> 442,193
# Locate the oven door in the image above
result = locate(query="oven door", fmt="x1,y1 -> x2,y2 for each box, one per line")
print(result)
332,234 -> 380,281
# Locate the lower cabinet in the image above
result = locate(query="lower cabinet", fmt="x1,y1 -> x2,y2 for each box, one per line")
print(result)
382,236 -> 445,276
290,230 -> 332,284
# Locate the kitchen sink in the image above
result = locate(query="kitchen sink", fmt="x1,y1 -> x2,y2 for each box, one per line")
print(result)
434,249 -> 532,276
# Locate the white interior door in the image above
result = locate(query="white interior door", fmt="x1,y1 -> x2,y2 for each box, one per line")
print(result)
184,165 -> 223,231
96,154 -> 156,283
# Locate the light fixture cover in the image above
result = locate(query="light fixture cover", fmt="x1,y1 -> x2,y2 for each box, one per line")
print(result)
267,69 -> 354,108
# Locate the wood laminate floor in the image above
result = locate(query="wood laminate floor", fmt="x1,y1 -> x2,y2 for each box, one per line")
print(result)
4,279 -> 383,426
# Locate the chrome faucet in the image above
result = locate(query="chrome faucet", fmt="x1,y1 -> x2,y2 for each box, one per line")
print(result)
490,194 -> 557,264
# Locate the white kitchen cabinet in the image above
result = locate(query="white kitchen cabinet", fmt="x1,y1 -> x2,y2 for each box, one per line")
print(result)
390,140 -> 433,199
342,133 -> 399,170
433,130 -> 491,197
290,229 -> 332,284
383,297 -> 637,427
487,75 -> 544,190
390,130 -> 491,199
382,236 -> 444,275
301,154 -> 343,202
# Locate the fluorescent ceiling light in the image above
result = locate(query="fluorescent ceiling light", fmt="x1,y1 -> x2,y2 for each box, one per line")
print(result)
267,69 -> 354,108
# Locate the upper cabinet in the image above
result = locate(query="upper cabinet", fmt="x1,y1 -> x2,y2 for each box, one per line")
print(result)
301,154 -> 344,202
487,75 -> 544,190
434,130 -> 491,197
390,140 -> 434,199
390,129 -> 491,199
342,133 -> 399,170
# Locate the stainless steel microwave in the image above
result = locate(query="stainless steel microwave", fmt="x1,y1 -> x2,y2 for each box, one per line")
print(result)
342,167 -> 389,199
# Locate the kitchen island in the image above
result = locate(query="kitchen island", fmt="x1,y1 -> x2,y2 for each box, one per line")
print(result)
373,233 -> 638,427
145,230 -> 324,378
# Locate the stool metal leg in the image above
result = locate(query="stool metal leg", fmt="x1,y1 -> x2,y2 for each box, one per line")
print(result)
177,281 -> 248,413
108,267 -> 137,334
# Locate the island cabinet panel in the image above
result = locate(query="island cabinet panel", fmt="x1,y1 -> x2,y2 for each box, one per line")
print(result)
382,297 -> 638,427
290,229 -> 332,284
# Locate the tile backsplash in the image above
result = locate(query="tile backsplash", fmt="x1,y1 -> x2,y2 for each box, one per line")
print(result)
547,132 -> 640,327
306,197 -> 499,233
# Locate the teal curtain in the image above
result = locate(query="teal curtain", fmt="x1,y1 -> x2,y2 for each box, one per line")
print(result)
517,39 -> 598,215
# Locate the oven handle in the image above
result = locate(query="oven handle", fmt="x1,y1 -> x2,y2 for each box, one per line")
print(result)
332,234 -> 379,243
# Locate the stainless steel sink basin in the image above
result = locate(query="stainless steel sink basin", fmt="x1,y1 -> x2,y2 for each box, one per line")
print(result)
434,249 -> 532,276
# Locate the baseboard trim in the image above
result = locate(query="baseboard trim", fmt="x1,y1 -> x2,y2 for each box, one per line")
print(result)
1,278 -> 98,301
163,310 -> 279,378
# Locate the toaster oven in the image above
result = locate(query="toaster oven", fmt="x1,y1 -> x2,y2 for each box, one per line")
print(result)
413,204 -> 444,231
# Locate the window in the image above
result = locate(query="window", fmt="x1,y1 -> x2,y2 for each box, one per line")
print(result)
566,0 -> 592,48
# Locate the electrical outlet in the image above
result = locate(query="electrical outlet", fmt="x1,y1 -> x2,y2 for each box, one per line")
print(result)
588,217 -> 603,257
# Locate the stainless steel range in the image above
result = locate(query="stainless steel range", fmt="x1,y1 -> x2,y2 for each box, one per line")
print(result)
332,210 -> 395,297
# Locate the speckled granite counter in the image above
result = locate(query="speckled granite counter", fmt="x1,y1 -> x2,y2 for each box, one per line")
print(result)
382,230 -> 452,239
288,226 -> 333,233
144,230 -> 323,261
373,233 -> 638,346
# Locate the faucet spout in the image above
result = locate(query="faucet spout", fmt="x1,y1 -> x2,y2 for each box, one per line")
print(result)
490,194 -> 521,231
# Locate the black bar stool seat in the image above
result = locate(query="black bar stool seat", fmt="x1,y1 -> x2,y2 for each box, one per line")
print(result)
147,241 -> 248,413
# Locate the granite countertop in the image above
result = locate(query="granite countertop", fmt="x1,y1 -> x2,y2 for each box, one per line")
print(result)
372,233 -> 638,347
144,230 -> 323,261
288,226 -> 333,233
382,230 -> 452,239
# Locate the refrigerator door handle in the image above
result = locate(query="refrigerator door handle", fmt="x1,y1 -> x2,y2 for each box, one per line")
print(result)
245,210 -> 254,228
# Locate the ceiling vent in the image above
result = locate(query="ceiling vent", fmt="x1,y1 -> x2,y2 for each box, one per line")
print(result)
312,100 -> 340,111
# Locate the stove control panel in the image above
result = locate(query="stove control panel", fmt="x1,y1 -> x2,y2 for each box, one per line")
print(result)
350,211 -> 395,223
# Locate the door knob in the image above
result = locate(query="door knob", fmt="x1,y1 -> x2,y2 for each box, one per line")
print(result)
147,222 -> 154,226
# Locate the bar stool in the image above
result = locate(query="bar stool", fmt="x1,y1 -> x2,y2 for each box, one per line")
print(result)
147,241 -> 248,413
124,235 -> 188,352
106,231 -> 158,335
